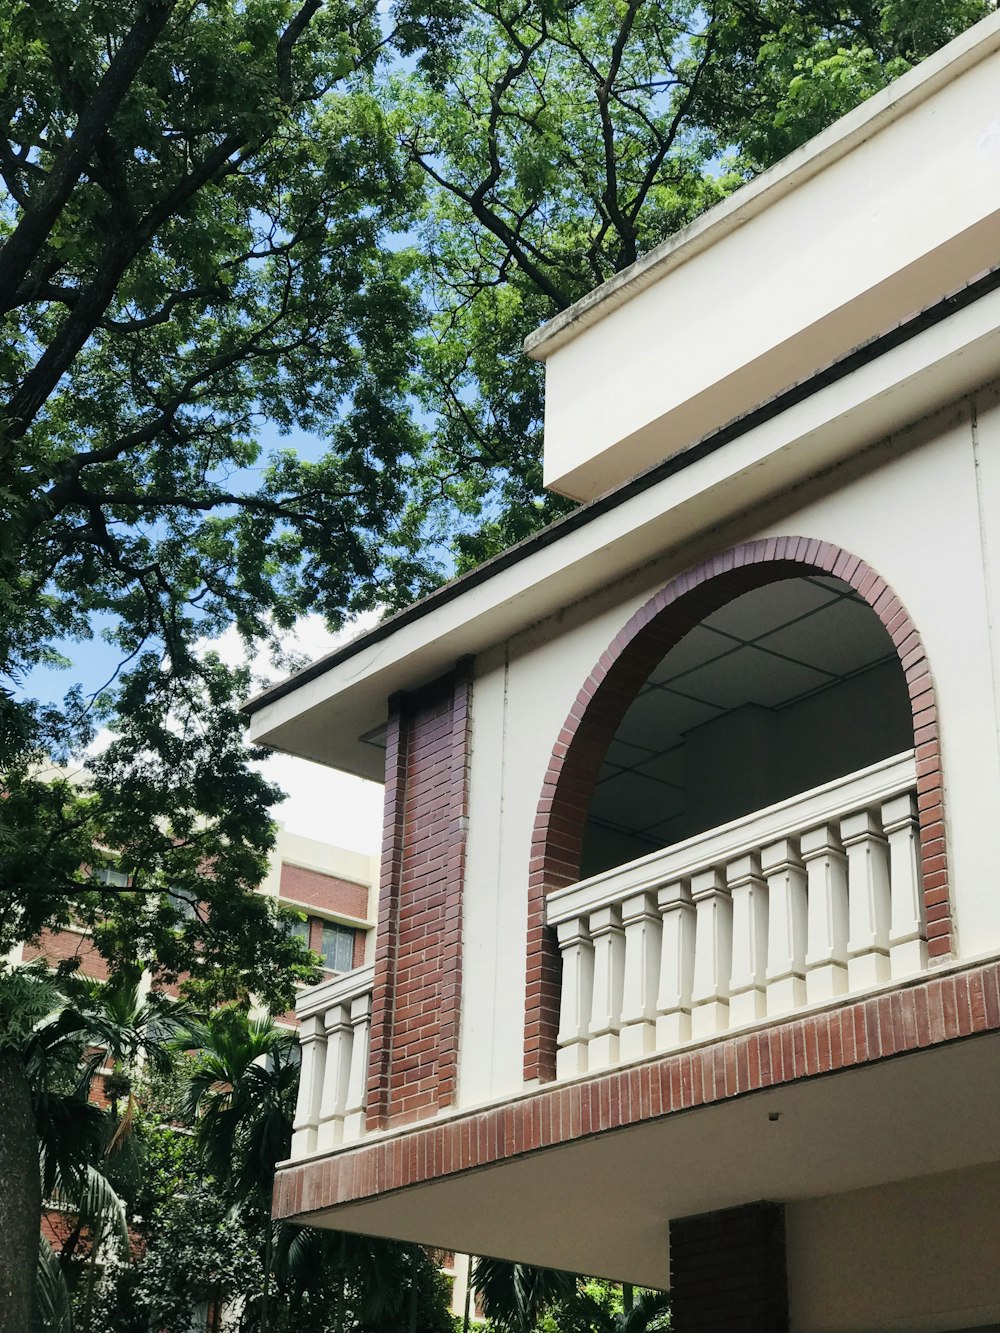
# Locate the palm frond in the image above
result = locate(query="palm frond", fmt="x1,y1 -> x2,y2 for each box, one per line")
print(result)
36,1235 -> 73,1333
47,1161 -> 129,1252
472,1257 -> 577,1332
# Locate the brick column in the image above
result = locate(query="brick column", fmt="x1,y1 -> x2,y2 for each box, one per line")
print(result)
367,662 -> 473,1130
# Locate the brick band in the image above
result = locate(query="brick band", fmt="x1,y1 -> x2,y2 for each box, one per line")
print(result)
526,538 -> 949,1083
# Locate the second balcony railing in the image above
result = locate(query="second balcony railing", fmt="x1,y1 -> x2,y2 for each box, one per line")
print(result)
546,752 -> 925,1079
291,964 -> 373,1159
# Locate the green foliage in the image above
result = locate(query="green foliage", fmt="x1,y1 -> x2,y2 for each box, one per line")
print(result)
382,0 -> 988,567
538,1279 -> 670,1333
472,1258 -> 577,1333
36,1236 -> 73,1333
83,1008 -> 455,1333
176,1005 -> 298,1206
0,0 -> 420,1021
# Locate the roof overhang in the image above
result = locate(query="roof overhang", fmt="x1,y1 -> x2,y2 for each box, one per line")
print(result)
245,274 -> 1000,779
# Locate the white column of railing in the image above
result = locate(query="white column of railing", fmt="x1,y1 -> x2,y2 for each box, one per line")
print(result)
290,965 -> 374,1159
555,918 -> 594,1078
547,752 -> 924,1077
763,838 -> 808,1016
316,1004 -> 353,1151
619,892 -> 661,1060
690,868 -> 732,1039
802,824 -> 849,1001
655,880 -> 694,1046
727,852 -> 768,1026
842,810 -> 891,988
587,906 -> 626,1070
343,989 -> 372,1141
292,1014 -> 327,1159
883,791 -> 927,978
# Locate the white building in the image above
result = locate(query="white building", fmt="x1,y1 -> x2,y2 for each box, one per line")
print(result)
246,14 -> 1000,1331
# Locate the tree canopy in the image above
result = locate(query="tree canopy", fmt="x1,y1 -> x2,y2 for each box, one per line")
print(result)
387,0 -> 988,566
0,0 -> 990,1324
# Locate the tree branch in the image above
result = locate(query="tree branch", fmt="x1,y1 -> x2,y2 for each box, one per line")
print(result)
0,0 -> 178,313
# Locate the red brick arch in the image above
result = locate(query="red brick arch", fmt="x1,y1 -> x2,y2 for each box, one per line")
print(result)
524,536 -> 949,1083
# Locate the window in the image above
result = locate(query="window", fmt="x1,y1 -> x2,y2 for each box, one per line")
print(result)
91,863 -> 129,888
320,922 -> 355,973
284,916 -> 309,946
173,892 -> 200,921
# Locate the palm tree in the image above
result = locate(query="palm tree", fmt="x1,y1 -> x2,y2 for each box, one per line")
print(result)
552,1284 -> 671,1333
471,1257 -> 577,1333
175,1006 -> 297,1332
0,963 -> 168,1333
176,1007 -> 454,1333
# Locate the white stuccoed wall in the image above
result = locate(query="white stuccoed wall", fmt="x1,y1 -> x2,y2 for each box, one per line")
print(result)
535,12 -> 1000,499
457,385 -> 1000,1110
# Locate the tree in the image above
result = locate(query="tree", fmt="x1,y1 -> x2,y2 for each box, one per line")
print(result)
539,1280 -> 670,1333
384,0 -> 989,567
176,1005 -> 454,1333
0,0 -> 424,1318
471,1257 -> 577,1333
0,964 -> 182,1333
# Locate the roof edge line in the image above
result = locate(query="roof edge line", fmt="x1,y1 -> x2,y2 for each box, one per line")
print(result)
243,265 -> 1000,718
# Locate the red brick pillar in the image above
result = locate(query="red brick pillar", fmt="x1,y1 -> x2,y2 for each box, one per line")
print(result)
367,660 -> 473,1130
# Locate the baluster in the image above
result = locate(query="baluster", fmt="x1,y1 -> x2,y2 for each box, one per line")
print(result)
619,892 -> 661,1060
842,808 -> 891,988
882,792 -> 927,978
763,838 -> 807,1015
690,868 -> 733,1039
556,917 -> 595,1078
802,823 -> 849,1001
655,880 -> 695,1048
727,852 -> 768,1026
316,1004 -> 352,1151
291,1013 -> 326,1159
588,905 -> 626,1070
343,989 -> 372,1141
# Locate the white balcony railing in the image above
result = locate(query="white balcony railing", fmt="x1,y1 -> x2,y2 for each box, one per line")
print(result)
547,752 -> 925,1079
291,964 -> 373,1159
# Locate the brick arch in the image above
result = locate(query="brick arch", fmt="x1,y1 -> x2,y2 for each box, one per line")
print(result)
525,536 -> 949,1083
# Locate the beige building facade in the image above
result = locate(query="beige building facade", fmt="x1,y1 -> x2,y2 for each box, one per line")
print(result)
246,14 -> 1000,1331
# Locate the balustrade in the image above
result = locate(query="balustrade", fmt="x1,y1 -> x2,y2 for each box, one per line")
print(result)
548,753 -> 925,1080
291,965 -> 374,1159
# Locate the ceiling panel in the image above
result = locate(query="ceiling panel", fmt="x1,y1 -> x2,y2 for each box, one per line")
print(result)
615,688 -> 723,747
648,625 -> 737,685
702,578 -> 840,640
664,645 -> 832,710
756,597 -> 895,674
589,769 -> 686,827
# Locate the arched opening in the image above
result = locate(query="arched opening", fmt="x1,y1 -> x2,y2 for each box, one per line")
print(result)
525,538 -> 948,1085
581,575 -> 912,879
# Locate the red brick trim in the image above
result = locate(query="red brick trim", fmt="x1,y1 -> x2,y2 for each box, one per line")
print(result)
274,960 -> 998,1221
525,537 -> 949,1083
366,663 -> 473,1130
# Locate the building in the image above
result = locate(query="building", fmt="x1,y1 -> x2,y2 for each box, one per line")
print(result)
16,821 -> 378,1001
245,12 -> 1000,1333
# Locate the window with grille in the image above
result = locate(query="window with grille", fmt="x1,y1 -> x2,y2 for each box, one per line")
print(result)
320,921 -> 355,973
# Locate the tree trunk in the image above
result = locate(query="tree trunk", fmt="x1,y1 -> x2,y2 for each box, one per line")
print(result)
0,1047 -> 40,1333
